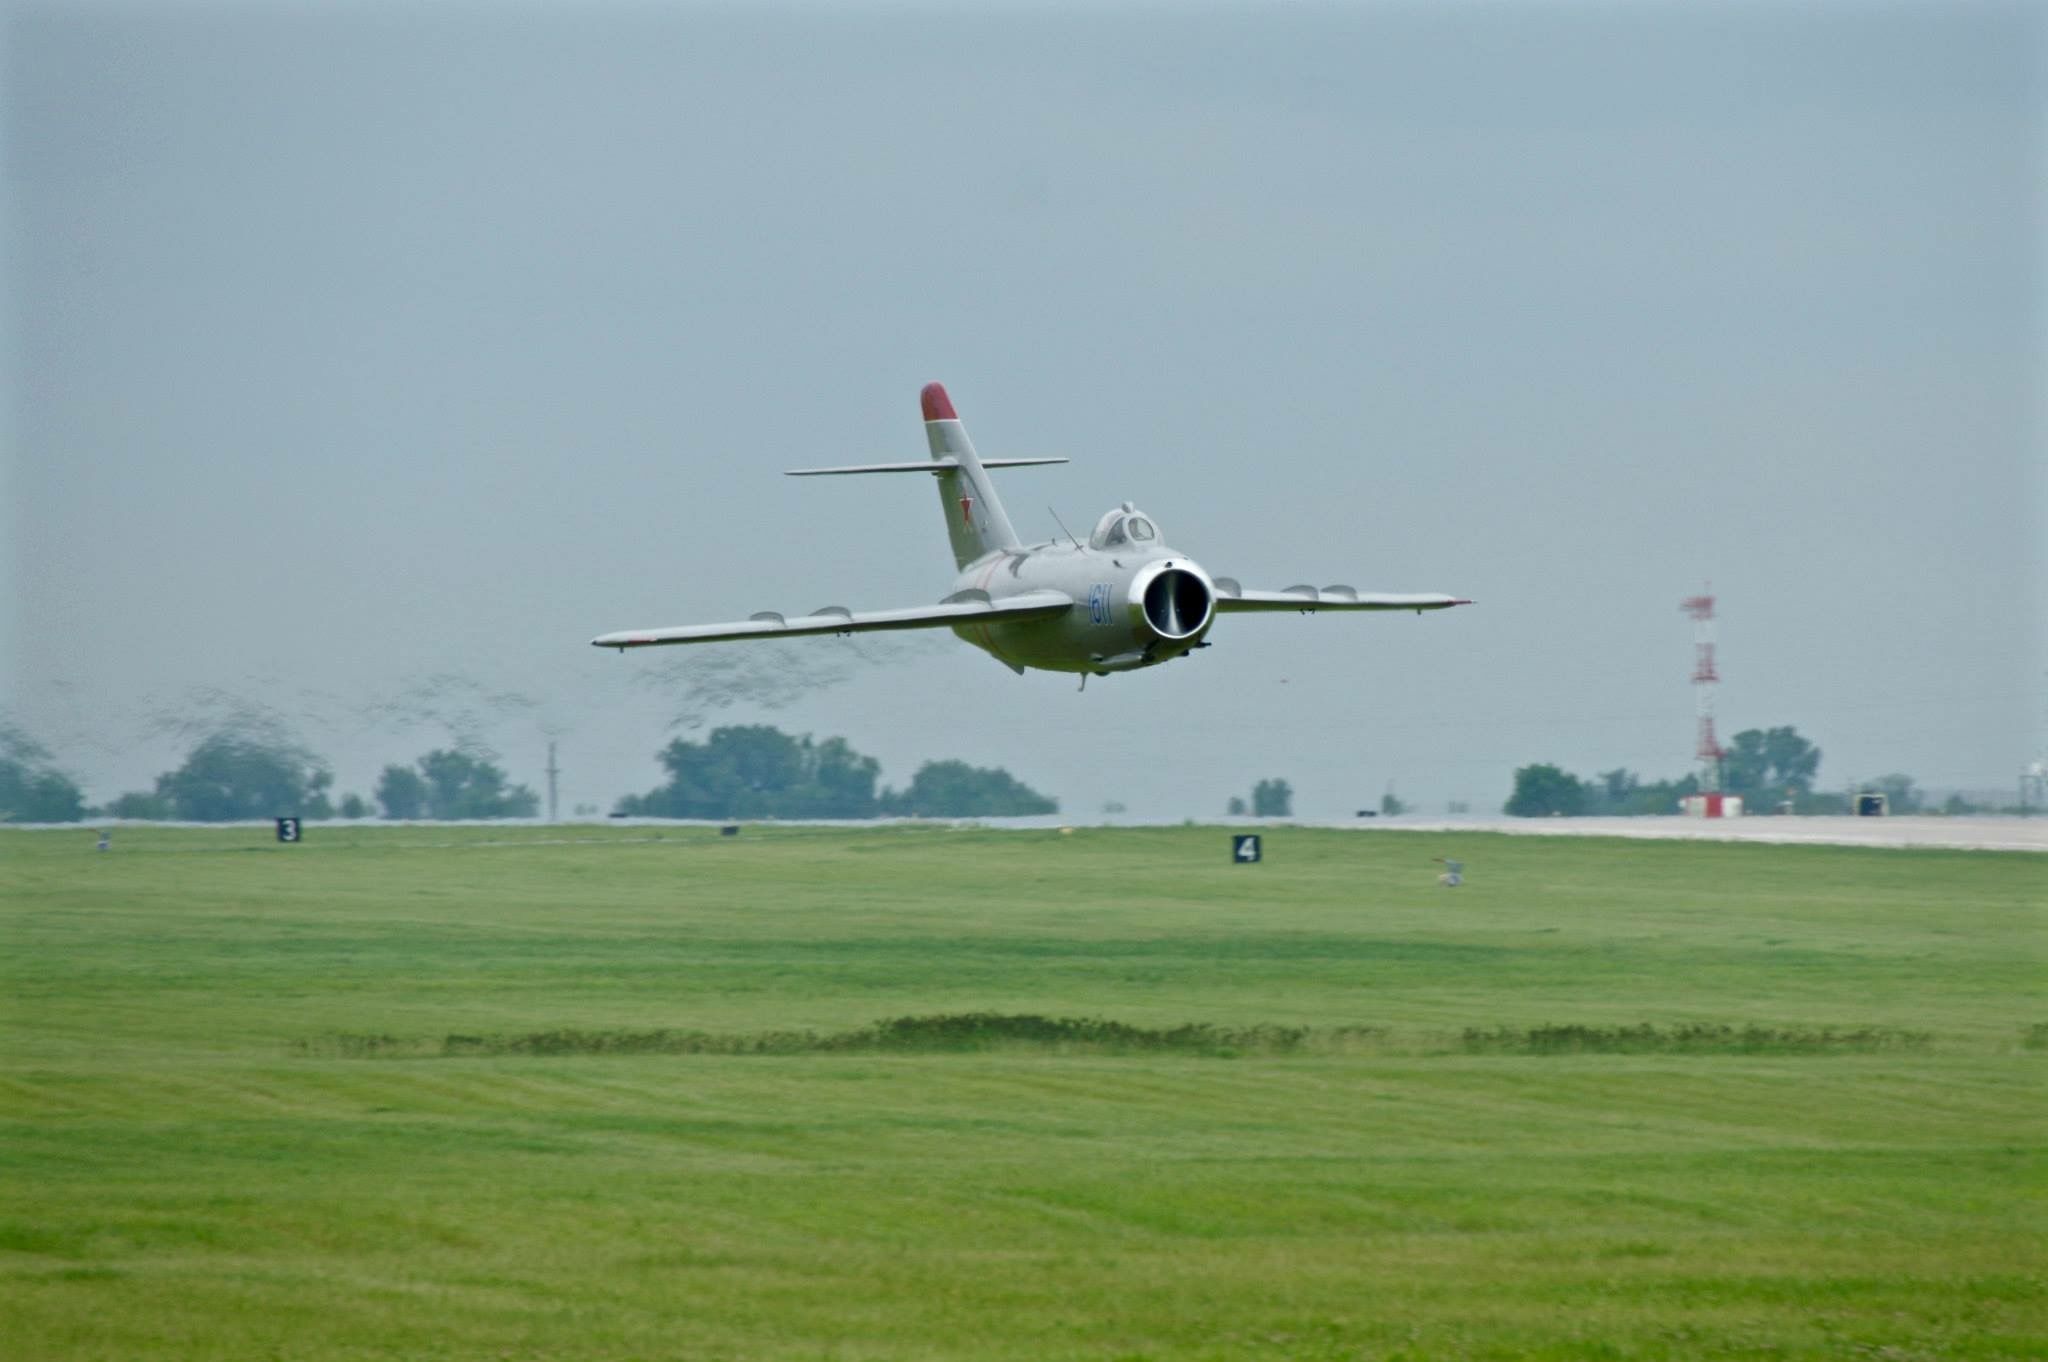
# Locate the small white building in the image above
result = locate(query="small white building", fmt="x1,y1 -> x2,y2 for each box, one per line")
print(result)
1681,793 -> 1743,818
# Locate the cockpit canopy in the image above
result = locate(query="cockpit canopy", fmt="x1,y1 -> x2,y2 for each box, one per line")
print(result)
1089,501 -> 1162,551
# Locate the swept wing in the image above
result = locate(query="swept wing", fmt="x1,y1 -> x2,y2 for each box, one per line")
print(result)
785,457 -> 1068,477
592,588 -> 1074,651
1211,579 -> 1470,613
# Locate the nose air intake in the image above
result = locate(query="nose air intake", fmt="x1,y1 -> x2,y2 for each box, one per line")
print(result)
1142,568 -> 1214,641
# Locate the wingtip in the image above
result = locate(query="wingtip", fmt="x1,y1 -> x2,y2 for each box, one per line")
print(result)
920,381 -> 956,422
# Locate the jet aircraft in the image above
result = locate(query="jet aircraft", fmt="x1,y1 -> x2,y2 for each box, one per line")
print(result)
592,383 -> 1469,681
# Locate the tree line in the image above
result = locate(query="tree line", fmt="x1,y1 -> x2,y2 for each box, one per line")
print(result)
84,736 -> 540,823
1504,725 -> 1960,817
612,725 -> 1056,819
0,723 -> 1055,823
1225,778 -> 1293,817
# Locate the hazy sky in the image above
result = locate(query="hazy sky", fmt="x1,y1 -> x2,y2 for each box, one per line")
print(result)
5,0 -> 2043,818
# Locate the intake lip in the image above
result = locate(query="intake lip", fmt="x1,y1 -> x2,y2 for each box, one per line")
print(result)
1133,561 -> 1216,643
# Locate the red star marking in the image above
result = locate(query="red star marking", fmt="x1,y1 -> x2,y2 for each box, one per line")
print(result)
959,495 -> 974,526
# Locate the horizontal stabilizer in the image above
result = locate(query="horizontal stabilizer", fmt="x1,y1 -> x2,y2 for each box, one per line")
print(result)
1212,579 -> 1471,613
785,458 -> 1068,477
593,589 -> 1074,650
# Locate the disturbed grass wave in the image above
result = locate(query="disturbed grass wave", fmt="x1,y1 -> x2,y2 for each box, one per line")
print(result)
1457,1022 -> 1932,1054
290,1014 -> 1932,1059
293,1014 -> 1359,1058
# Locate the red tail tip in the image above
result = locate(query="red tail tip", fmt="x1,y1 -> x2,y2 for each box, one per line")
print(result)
920,382 -> 956,422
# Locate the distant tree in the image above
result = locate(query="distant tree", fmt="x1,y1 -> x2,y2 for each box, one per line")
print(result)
1585,767 -> 1697,816
1505,763 -> 1586,817
154,734 -> 333,821
881,760 -> 1057,817
617,725 -> 1055,820
337,793 -> 371,819
105,790 -> 174,820
1865,773 -> 1923,815
1250,779 -> 1293,818
1226,796 -> 1247,816
1722,733 -> 1763,795
807,736 -> 884,818
619,726 -> 881,819
416,749 -> 539,819
3,766 -> 90,822
0,728 -> 89,822
1380,791 -> 1407,816
376,765 -> 428,819
1644,774 -> 1700,815
1722,726 -> 1822,808
1765,727 -> 1821,790
1594,768 -> 1639,811
375,752 -> 536,819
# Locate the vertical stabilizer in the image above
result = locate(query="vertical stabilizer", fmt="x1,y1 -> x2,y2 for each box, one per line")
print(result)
922,382 -> 1022,568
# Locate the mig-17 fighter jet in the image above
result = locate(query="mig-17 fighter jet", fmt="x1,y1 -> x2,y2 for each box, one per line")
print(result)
592,383 -> 1468,681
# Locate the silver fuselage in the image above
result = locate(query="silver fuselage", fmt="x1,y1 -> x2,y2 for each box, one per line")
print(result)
946,538 -> 1215,675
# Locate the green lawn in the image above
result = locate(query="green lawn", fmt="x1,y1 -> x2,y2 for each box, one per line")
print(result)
2,824 -> 2041,1359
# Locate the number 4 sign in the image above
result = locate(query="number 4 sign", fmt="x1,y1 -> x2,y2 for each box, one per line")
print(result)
1232,834 -> 1261,864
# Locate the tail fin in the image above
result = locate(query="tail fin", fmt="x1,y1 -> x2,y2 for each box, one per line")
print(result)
922,382 -> 1022,568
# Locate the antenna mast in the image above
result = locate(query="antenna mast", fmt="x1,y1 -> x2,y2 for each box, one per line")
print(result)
1048,506 -> 1083,549
545,741 -> 560,823
1681,588 -> 1722,792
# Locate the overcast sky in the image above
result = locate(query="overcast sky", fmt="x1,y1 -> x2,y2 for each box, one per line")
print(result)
5,0 -> 2042,818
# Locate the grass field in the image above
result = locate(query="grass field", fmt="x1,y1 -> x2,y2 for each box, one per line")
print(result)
2,823 -> 2041,1360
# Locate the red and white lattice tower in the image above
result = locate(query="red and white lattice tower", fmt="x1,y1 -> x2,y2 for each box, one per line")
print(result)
1681,588 -> 1722,792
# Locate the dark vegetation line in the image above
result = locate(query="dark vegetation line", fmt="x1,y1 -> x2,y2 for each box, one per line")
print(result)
1455,1023 -> 1933,1054
291,1013 -> 1937,1059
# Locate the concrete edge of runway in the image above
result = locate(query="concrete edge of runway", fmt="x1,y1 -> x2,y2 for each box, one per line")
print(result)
11,814 -> 2044,853
1334,815 -> 2048,853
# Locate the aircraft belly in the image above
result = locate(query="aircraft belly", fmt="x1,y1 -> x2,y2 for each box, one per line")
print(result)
951,549 -> 1172,674
955,616 -> 1093,673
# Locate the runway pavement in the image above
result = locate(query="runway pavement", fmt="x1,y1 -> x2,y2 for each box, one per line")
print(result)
28,814 -> 2048,853
1346,815 -> 2048,853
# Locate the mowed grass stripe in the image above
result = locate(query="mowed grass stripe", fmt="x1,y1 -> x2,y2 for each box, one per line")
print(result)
4,1054 -> 2034,1156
